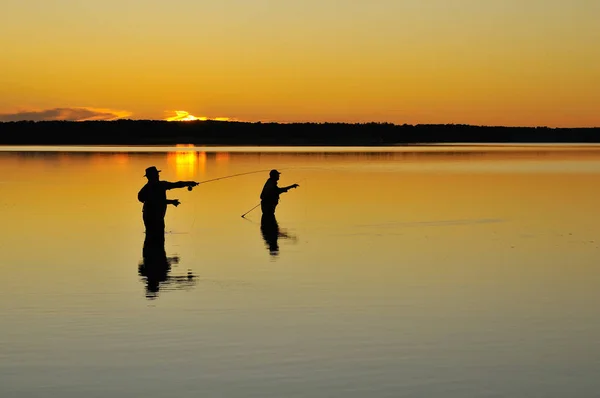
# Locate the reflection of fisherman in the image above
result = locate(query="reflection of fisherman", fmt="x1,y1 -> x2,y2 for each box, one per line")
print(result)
137,166 -> 199,235
138,234 -> 195,299
261,215 -> 280,255
139,234 -> 177,298
260,169 -> 298,219
260,215 -> 297,256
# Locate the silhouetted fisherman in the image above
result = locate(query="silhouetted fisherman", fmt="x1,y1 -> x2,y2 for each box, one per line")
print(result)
260,169 -> 298,220
137,166 -> 199,236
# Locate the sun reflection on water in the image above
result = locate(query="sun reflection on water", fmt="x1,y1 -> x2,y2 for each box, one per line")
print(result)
167,145 -> 206,179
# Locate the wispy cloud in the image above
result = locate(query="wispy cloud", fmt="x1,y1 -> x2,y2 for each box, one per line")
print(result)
0,107 -> 132,122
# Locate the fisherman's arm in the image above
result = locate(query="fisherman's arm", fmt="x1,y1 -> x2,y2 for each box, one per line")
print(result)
137,187 -> 147,203
164,181 -> 199,190
279,184 -> 299,193
167,199 -> 181,207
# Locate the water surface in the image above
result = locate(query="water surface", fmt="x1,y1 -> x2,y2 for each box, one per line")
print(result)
1,145 -> 600,397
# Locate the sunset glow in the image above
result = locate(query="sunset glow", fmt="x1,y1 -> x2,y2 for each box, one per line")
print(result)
1,0 -> 599,127
165,111 -> 232,122
165,111 -> 204,122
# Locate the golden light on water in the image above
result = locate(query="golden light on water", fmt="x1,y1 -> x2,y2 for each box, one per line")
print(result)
197,151 -> 207,174
168,145 -> 206,178
113,154 -> 129,165
91,153 -> 129,165
215,152 -> 230,163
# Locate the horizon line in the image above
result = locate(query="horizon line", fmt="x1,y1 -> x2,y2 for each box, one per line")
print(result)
0,119 -> 598,129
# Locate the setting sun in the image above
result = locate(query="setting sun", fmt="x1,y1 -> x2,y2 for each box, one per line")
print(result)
165,111 -> 231,122
166,111 -> 204,122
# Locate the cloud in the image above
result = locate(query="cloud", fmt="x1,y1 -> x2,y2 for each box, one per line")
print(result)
0,107 -> 132,122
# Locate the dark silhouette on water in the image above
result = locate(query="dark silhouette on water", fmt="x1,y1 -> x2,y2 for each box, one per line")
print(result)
2,120 -> 598,145
257,169 -> 299,256
260,169 -> 299,218
138,234 -> 196,299
260,215 -> 280,255
260,214 -> 297,256
137,166 -> 199,237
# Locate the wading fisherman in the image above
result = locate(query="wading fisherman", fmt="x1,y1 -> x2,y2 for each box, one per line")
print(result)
138,166 -> 199,238
260,169 -> 299,221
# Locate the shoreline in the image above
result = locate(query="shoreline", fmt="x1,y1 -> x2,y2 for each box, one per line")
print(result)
2,143 -> 600,154
1,120 -> 599,146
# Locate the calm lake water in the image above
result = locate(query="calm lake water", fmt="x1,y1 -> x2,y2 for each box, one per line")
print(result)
1,144 -> 600,398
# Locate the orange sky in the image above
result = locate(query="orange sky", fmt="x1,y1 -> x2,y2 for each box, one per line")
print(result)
1,0 -> 598,127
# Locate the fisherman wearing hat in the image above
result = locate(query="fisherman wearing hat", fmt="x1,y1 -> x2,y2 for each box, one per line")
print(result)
259,169 -> 299,220
138,166 -> 199,236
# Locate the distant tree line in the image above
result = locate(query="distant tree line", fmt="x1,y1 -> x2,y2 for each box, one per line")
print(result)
0,120 -> 598,145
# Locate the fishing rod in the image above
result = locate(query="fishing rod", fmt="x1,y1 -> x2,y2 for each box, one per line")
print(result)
193,168 -> 282,187
241,203 -> 261,218
189,165 -> 341,190
185,169 -> 272,191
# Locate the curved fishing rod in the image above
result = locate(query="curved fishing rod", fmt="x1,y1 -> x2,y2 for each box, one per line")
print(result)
190,165 -> 345,189
195,169 -> 282,186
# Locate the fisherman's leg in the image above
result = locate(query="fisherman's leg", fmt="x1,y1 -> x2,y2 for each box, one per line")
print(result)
261,201 -> 277,215
261,203 -> 277,224
260,201 -> 268,214
144,212 -> 165,243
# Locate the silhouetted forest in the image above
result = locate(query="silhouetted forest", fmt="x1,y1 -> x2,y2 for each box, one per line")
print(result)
0,120 -> 598,145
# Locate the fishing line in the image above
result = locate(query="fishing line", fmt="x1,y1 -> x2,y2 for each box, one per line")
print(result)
185,165 -> 342,227
186,167 -> 304,221
185,168 -> 274,231
192,165 -> 348,187
196,168 -> 282,185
